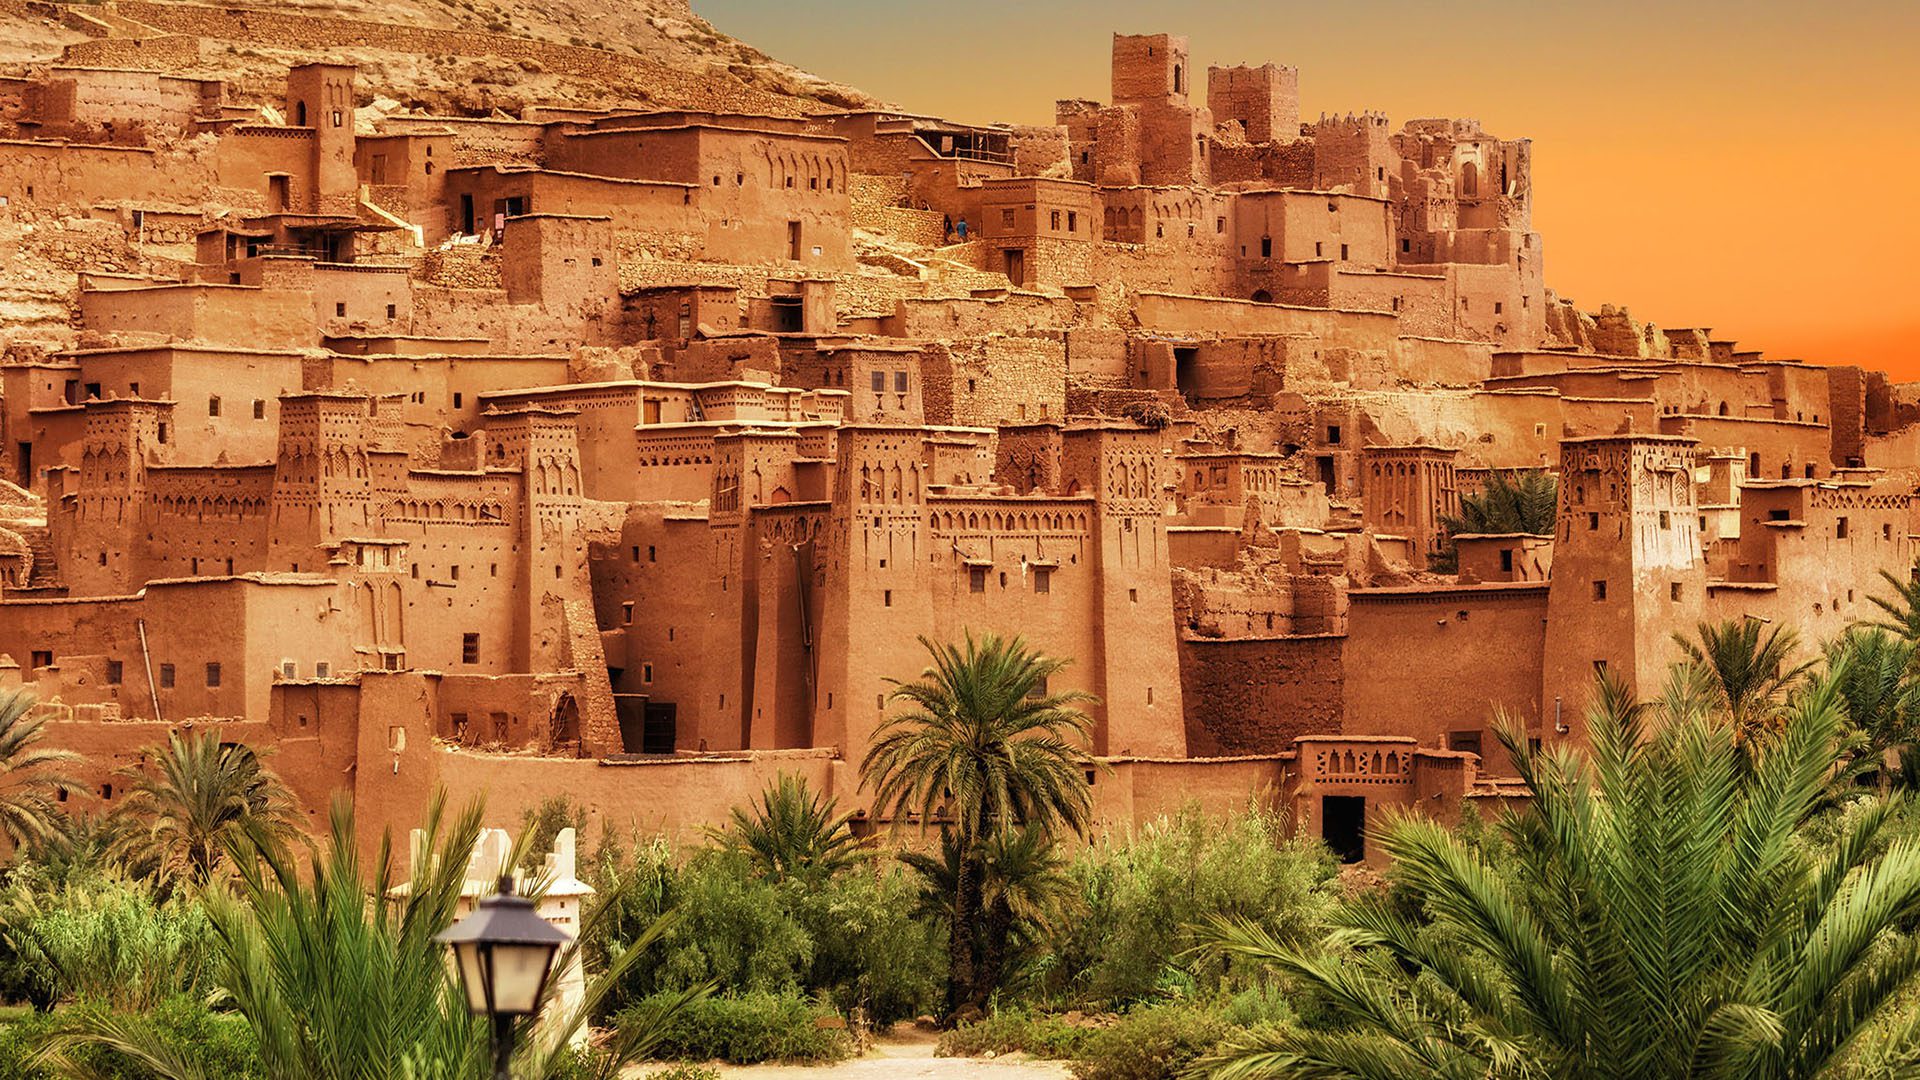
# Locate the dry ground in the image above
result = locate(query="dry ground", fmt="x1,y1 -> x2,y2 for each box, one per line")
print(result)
628,1029 -> 1072,1080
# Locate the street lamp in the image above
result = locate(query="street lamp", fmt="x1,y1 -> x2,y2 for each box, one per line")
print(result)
436,874 -> 571,1080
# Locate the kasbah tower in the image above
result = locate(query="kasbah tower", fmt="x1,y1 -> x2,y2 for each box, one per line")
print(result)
0,8 -> 1910,865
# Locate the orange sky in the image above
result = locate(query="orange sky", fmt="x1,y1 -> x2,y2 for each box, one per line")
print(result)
702,0 -> 1920,376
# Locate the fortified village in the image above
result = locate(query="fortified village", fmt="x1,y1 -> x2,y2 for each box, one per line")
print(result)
0,4 -> 1912,862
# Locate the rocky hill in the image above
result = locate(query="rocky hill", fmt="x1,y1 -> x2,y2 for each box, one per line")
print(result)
0,0 -> 877,116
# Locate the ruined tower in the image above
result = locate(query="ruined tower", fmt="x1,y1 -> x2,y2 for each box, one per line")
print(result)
1207,63 -> 1299,145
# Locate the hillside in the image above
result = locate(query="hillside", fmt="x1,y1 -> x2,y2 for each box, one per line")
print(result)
0,0 -> 877,116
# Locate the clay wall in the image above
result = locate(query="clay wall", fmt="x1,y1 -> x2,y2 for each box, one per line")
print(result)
0,139 -> 194,207
1657,414 -> 1832,481
0,577 -> 347,723
549,126 -> 852,268
65,345 -> 304,466
441,167 -> 701,256
1179,634 -> 1341,755
1344,583 -> 1548,768
78,283 -> 316,349
213,126 -> 315,213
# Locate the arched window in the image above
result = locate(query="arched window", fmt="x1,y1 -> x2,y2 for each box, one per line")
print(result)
1461,161 -> 1479,197
1172,64 -> 1183,94
1251,289 -> 1273,304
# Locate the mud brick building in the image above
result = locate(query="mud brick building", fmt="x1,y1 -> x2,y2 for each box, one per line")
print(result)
0,16 -> 1911,863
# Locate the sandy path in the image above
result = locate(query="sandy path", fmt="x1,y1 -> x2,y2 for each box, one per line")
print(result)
632,1030 -> 1072,1079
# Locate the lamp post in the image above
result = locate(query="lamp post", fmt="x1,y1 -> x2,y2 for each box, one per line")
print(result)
436,874 -> 570,1080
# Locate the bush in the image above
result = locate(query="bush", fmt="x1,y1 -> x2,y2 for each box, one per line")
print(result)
0,876 -> 219,1010
937,1006 -> 1093,1060
1070,1004 -> 1228,1080
621,990 -> 852,1064
589,838 -> 812,1014
787,863 -> 944,1025
588,834 -> 942,1024
0,996 -> 260,1080
1043,807 -> 1337,1007
641,1067 -> 721,1080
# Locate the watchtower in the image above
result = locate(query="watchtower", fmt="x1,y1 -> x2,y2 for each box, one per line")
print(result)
1542,434 -> 1706,739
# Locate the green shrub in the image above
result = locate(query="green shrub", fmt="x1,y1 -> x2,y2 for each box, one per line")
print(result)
621,990 -> 852,1064
1069,1004 -> 1228,1080
1045,807 -> 1337,1007
589,838 -> 813,1013
0,877 -> 218,1010
937,1006 -> 1093,1060
0,996 -> 260,1080
787,862 -> 944,1025
641,1066 -> 722,1080
589,834 -> 941,1024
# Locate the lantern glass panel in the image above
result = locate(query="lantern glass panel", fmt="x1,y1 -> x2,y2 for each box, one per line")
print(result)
490,941 -> 557,1015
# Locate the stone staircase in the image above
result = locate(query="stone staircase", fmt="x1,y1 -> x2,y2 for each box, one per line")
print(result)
19,523 -> 60,588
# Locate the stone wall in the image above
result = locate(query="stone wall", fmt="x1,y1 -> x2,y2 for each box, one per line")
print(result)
418,243 -> 500,290
59,33 -> 197,68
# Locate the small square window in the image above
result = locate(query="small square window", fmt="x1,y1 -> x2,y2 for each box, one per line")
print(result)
1659,511 -> 1670,529
1591,580 -> 1607,601
205,662 -> 222,688
253,399 -> 266,420
883,589 -> 893,607
642,663 -> 654,684
1499,549 -> 1514,572
969,566 -> 987,593
208,395 -> 221,417
159,663 -> 175,688
462,633 -> 480,664
452,392 -> 463,409
105,660 -> 123,684
622,601 -> 634,625
1670,583 -> 1682,601
871,371 -> 885,394
386,303 -> 397,319
314,662 -> 331,678
1587,512 -> 1600,531
335,302 -> 346,317
1837,517 -> 1850,539
894,370 -> 908,393
1034,568 -> 1052,594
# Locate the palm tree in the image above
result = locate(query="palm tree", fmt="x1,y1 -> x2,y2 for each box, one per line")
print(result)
709,772 -> 868,883
1440,469 -> 1558,537
42,793 -> 700,1080
900,824 -> 1071,1007
1676,617 -> 1811,741
1825,627 -> 1920,790
862,633 -> 1097,1017
0,687 -> 79,849
106,729 -> 301,885
1864,566 -> 1920,641
1199,666 -> 1920,1080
